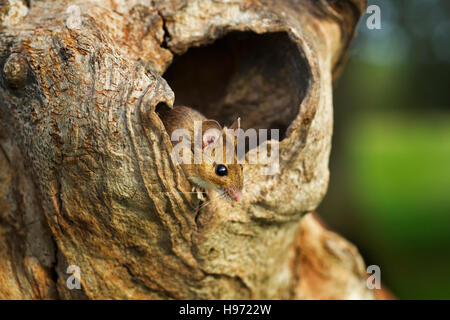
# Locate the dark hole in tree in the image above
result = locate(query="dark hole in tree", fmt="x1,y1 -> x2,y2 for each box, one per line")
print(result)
163,31 -> 310,142
155,102 -> 171,115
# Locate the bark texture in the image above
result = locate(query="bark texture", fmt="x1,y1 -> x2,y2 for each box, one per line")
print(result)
0,0 -> 371,299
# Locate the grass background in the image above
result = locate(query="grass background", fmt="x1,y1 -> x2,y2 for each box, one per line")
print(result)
318,0 -> 450,299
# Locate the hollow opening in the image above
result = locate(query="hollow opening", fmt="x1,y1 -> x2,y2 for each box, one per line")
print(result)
163,31 -> 311,141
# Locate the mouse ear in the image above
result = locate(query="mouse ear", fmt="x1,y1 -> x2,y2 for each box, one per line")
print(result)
229,117 -> 241,131
202,120 -> 222,149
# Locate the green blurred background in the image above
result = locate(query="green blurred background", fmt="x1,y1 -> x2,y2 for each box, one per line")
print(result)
318,0 -> 450,299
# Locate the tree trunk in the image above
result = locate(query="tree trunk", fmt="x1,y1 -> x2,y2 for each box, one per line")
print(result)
0,0 -> 371,299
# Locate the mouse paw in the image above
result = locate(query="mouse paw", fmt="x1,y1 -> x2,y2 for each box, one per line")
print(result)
192,186 -> 205,201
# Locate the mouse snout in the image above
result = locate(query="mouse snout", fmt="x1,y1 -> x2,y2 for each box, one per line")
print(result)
226,186 -> 242,202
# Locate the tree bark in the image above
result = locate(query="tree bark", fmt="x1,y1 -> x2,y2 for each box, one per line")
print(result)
0,0 -> 371,299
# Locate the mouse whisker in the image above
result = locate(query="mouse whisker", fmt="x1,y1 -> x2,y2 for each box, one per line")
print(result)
195,191 -> 226,215
156,191 -> 204,194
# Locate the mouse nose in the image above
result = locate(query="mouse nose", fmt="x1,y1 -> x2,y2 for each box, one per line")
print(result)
232,190 -> 242,202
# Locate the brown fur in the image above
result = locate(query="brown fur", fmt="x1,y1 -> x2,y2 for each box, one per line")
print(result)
160,106 -> 243,201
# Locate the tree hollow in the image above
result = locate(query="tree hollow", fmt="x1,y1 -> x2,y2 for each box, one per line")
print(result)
164,31 -> 311,141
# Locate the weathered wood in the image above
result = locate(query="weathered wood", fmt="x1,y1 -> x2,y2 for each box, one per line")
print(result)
0,0 -> 370,299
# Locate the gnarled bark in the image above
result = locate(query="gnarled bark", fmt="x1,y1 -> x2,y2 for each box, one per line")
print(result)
0,0 -> 371,299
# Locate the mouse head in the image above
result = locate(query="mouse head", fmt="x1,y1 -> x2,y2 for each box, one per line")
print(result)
189,118 -> 243,202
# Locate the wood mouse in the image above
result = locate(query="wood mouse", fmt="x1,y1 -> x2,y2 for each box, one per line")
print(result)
160,106 -> 243,202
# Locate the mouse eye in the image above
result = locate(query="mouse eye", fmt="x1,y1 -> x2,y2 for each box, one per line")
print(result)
215,164 -> 228,177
